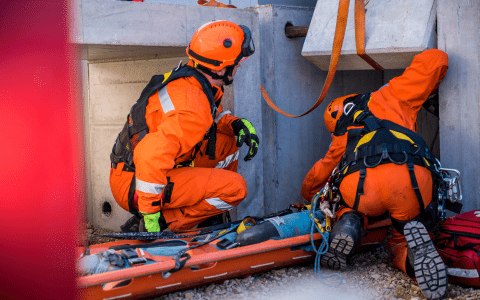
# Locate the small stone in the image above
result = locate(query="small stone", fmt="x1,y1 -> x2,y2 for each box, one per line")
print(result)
232,286 -> 243,294
184,292 -> 194,299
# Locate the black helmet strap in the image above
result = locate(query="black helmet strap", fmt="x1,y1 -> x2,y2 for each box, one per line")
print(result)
196,63 -> 236,86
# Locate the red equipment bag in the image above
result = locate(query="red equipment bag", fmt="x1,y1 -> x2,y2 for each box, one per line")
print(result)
435,210 -> 480,287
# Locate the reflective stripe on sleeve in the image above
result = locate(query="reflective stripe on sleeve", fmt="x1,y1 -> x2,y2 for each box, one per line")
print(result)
205,197 -> 234,211
215,150 -> 239,169
447,268 -> 479,278
136,178 -> 165,195
158,86 -> 175,113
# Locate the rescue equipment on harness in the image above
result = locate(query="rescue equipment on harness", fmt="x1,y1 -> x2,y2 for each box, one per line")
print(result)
435,161 -> 463,220
109,63 -> 219,215
330,93 -> 448,232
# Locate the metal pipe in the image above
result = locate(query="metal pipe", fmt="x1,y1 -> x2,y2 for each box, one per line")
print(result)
285,25 -> 309,38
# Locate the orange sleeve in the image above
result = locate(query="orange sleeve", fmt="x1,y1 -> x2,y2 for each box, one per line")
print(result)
301,133 -> 348,202
374,49 -> 448,118
216,109 -> 239,136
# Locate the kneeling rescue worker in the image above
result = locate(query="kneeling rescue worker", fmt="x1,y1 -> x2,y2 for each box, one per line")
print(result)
301,49 -> 448,300
109,21 -> 258,233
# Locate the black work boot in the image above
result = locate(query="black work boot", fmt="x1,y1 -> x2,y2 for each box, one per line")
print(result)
120,215 -> 141,232
197,213 -> 225,228
404,221 -> 447,300
321,211 -> 365,271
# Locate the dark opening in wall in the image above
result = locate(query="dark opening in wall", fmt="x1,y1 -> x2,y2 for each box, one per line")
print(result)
102,201 -> 112,217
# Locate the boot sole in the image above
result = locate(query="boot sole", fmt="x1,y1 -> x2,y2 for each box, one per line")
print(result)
320,233 -> 354,271
404,221 -> 448,300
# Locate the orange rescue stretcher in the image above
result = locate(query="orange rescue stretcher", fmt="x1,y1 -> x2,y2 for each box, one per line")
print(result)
77,208 -> 391,300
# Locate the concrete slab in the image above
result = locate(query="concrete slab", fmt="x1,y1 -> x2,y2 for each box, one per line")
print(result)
74,0 -> 258,63
80,45 -> 186,62
302,0 -> 437,70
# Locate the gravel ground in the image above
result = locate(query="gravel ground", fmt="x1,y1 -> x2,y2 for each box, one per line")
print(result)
83,224 -> 480,300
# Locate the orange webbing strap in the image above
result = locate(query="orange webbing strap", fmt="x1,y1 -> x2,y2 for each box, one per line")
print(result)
354,0 -> 384,70
260,0 -> 351,118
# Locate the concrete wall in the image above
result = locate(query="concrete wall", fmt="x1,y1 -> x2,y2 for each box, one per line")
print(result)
437,0 -> 480,213
87,57 -> 185,229
259,5 -> 384,212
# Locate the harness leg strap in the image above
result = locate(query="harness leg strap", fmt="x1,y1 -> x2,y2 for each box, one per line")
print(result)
353,168 -> 366,210
407,160 -> 425,216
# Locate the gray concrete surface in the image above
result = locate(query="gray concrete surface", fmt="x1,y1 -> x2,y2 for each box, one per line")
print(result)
437,0 -> 480,213
302,0 -> 437,70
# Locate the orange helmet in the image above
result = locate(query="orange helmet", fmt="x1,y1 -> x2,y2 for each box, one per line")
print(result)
324,95 -> 358,133
186,20 -> 254,71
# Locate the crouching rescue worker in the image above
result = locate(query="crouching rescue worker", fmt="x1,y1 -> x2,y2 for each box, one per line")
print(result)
301,49 -> 448,299
109,21 -> 259,233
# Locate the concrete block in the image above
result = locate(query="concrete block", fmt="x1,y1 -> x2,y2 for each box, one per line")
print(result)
438,0 -> 480,212
82,0 -> 187,46
89,57 -> 187,85
89,125 -> 132,231
302,0 -> 437,70
230,8 -> 263,219
81,45 -> 187,62
77,0 -> 258,62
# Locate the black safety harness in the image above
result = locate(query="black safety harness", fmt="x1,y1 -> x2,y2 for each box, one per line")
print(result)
110,64 -> 219,215
331,94 -> 442,232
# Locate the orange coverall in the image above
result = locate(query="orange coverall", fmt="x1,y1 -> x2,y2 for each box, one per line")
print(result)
301,49 -> 448,274
110,62 -> 247,231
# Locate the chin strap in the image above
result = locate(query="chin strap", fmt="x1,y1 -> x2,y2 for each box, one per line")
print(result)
196,63 -> 236,86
